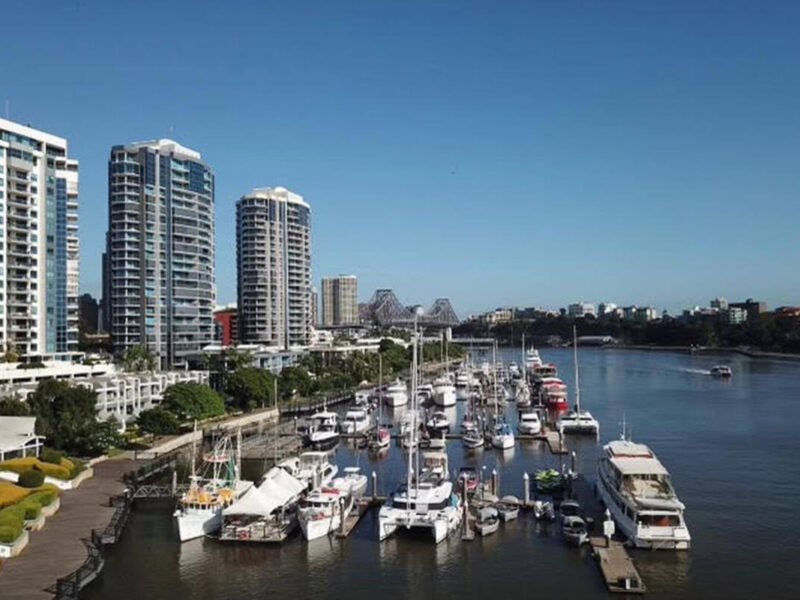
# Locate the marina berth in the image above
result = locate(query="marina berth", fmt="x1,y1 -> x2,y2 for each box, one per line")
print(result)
597,439 -> 691,550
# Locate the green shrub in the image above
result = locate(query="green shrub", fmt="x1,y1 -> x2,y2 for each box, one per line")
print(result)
69,458 -> 86,479
27,490 -> 56,507
21,498 -> 41,520
137,407 -> 181,435
0,524 -> 22,543
41,448 -> 65,465
0,457 -> 71,480
17,470 -> 45,488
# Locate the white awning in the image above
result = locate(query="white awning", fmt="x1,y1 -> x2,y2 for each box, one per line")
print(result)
223,468 -> 304,517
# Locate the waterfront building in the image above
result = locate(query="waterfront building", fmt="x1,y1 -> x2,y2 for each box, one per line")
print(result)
0,417 -> 44,462
724,306 -> 747,325
481,307 -> 515,325
0,118 -> 79,358
104,139 -> 215,369
321,275 -> 358,327
78,293 -> 99,334
0,357 -> 115,387
213,303 -> 238,346
236,187 -> 312,349
567,302 -> 596,318
729,298 -> 767,322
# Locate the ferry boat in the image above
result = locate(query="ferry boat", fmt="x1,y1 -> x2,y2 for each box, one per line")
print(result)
710,365 -> 732,378
384,379 -> 409,407
597,438 -> 691,550
174,435 -> 253,542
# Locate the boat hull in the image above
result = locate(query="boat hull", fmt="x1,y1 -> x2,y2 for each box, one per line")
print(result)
176,507 -> 222,542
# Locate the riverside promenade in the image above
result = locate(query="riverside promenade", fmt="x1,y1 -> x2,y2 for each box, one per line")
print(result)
0,457 -> 141,600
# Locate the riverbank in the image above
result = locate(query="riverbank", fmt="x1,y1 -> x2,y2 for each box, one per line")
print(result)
0,457 -> 143,600
605,344 -> 800,362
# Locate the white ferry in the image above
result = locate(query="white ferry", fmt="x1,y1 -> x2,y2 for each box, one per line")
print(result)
597,439 -> 691,550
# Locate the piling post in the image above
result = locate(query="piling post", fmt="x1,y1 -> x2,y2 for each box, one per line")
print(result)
372,471 -> 377,502
523,472 -> 530,506
570,451 -> 577,476
339,497 -> 346,535
491,468 -> 498,497
171,470 -> 177,496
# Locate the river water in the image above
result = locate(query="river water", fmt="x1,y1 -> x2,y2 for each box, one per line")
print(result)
84,348 -> 800,599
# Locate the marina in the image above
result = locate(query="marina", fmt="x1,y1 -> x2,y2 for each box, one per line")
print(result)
79,347 -> 800,599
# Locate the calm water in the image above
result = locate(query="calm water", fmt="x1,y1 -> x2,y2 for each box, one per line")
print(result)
84,348 -> 800,599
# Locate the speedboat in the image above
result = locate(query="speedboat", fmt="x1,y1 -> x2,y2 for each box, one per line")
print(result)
340,407 -> 370,434
462,425 -> 484,449
710,365 -> 732,378
496,496 -> 520,522
457,467 -> 479,494
384,379 -> 409,407
432,376 -> 457,407
427,410 -> 450,432
491,421 -> 515,450
562,515 -> 588,546
533,499 -> 555,521
597,438 -> 691,550
475,506 -> 500,536
174,435 -> 253,542
368,426 -> 391,450
518,411 -> 542,435
305,409 -> 340,448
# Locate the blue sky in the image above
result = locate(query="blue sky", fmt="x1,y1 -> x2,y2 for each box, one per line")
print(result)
4,1 -> 799,316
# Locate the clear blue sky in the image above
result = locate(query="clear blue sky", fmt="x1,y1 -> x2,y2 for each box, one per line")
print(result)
4,1 -> 799,316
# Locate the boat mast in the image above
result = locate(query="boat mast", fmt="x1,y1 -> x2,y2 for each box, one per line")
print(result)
573,325 -> 581,413
378,353 -> 383,426
493,340 -> 499,419
407,313 -> 419,516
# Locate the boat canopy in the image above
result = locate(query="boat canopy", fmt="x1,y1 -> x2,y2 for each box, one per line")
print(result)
610,456 -> 669,476
223,468 -> 305,517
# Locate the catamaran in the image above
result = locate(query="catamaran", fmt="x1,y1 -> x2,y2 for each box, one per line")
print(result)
379,323 -> 462,544
597,432 -> 691,550
174,433 -> 253,542
558,326 -> 599,435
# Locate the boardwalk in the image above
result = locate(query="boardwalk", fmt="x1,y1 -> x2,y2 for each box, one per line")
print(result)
0,458 -> 140,600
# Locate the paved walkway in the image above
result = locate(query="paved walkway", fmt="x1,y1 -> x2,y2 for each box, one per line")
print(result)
0,458 -> 140,600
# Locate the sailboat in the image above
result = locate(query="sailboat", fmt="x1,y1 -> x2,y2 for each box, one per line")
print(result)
369,355 -> 391,450
490,341 -> 515,450
378,318 -> 462,543
557,326 -> 599,435
515,334 -> 532,408
433,332 -> 457,407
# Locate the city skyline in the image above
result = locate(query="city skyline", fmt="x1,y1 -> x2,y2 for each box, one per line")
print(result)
2,1 -> 799,317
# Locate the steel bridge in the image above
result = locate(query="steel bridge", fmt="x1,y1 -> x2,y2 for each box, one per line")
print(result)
361,289 -> 459,328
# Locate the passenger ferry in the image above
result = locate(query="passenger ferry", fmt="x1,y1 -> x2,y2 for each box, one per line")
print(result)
597,439 -> 691,550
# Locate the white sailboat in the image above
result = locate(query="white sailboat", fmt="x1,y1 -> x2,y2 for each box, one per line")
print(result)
515,334 -> 532,408
558,326 -> 599,435
378,317 -> 462,544
368,355 -> 391,450
433,332 -> 456,407
490,341 -> 515,450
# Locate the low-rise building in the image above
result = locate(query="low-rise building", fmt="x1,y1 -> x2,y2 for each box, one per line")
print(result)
481,308 -> 515,324
568,302 -> 596,318
0,359 -> 116,387
0,417 -> 44,461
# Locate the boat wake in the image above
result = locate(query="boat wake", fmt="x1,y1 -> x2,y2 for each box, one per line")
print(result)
679,368 -> 711,376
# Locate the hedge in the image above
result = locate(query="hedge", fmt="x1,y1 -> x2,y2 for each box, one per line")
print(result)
0,488 -> 59,544
0,481 -> 29,509
0,457 -> 72,480
18,470 -> 45,488
41,448 -> 65,465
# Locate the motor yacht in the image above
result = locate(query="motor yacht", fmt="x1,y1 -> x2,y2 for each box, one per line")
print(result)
341,407 -> 370,434
518,411 -> 542,435
384,379 -> 409,407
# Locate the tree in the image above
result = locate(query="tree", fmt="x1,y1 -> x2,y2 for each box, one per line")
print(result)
24,380 -> 117,456
0,396 -> 31,416
137,408 -> 181,435
226,367 -> 275,411
121,345 -> 157,372
2,342 -> 19,363
277,366 -> 313,400
162,383 -> 225,421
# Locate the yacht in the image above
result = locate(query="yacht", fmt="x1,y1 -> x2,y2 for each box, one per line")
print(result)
341,407 -> 370,434
518,411 -> 542,435
278,451 -> 338,491
515,379 -> 532,408
710,365 -> 732,378
426,410 -> 450,432
524,346 -> 543,372
539,377 -> 568,409
432,376 -> 457,407
475,506 -> 500,537
305,409 -> 340,448
379,328 -> 462,544
491,420 -> 515,450
532,363 -> 558,380
174,434 -> 253,542
417,382 -> 434,400
369,357 -> 392,451
298,468 -> 367,541
597,438 -> 691,550
455,370 -> 470,388
462,424 -> 484,449
384,379 -> 409,407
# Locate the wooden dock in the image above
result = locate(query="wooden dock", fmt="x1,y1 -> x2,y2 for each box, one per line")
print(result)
335,500 -> 371,538
590,537 -> 646,594
544,430 -> 568,454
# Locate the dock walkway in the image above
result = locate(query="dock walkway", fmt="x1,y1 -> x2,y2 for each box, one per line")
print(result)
590,537 -> 646,594
0,458 -> 142,600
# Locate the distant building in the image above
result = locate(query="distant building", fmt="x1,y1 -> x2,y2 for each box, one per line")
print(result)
568,302 -> 596,318
729,298 -> 767,322
622,306 -> 638,320
634,307 -> 658,322
321,275 -> 358,327
78,293 -> 99,334
213,304 -> 238,346
0,118 -> 80,358
723,307 -> 747,325
482,307 -> 514,325
775,306 -> 800,318
598,302 -> 618,316
710,297 -> 728,311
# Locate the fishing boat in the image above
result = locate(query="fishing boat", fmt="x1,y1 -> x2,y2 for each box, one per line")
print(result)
710,365 -> 732,378
518,411 -> 542,435
475,506 -> 500,536
174,434 -> 253,542
384,379 -> 409,407
558,326 -> 599,435
341,407 -> 370,434
379,324 -> 462,544
597,434 -> 691,550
